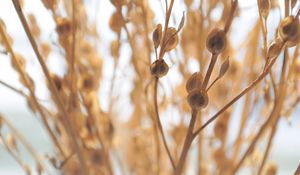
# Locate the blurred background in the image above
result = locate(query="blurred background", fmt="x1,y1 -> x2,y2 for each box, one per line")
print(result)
0,0 -> 299,174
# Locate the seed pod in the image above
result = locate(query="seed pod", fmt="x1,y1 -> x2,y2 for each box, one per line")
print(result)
258,0 -> 270,19
164,27 -> 179,52
56,18 -> 72,36
278,16 -> 299,42
266,163 -> 277,175
267,38 -> 283,59
186,72 -> 203,93
187,89 -> 209,110
206,28 -> 227,54
150,59 -> 169,77
109,11 -> 124,33
152,24 -> 162,49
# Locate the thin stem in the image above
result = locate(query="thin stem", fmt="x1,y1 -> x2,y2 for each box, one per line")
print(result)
206,76 -> 220,92
159,0 -> 175,59
2,116 -> 49,173
193,48 -> 283,139
231,45 -> 288,175
154,78 -> 176,169
294,164 -> 300,175
257,125 -> 277,175
0,80 -> 27,97
10,1 -> 88,174
174,110 -> 198,175
0,135 -> 27,171
0,24 -> 65,157
202,54 -> 218,90
224,0 -> 238,33
68,0 -> 77,109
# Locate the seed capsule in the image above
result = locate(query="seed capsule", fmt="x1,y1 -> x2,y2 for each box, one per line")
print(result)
164,27 -> 179,52
186,72 -> 203,93
153,24 -> 162,49
150,59 -> 169,78
278,16 -> 299,43
206,28 -> 227,54
187,89 -> 209,110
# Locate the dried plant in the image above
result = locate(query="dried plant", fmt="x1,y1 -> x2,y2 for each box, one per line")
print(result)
0,0 -> 300,175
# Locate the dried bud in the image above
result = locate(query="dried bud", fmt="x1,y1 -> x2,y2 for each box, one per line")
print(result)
152,24 -> 162,49
150,59 -> 169,77
278,16 -> 299,43
267,38 -> 283,59
266,163 -> 277,175
56,18 -> 72,36
258,0 -> 270,19
187,89 -> 209,110
186,72 -> 203,93
164,27 -> 179,52
109,11 -> 124,33
206,28 -> 226,54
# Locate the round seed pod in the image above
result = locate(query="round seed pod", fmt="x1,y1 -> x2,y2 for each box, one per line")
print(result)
150,59 -> 169,78
56,18 -> 72,36
278,16 -> 299,43
206,28 -> 227,54
164,27 -> 179,52
187,89 -> 209,110
186,72 -> 203,93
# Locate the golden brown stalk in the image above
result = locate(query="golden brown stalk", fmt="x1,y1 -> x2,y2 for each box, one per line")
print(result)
174,110 -> 198,175
192,43 -> 283,139
154,78 -> 176,169
1,116 -> 48,173
10,1 -> 89,174
0,23 -> 65,157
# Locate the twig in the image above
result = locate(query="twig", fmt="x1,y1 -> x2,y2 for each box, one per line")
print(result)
154,78 -> 176,169
202,54 -> 218,90
0,23 -> 65,157
192,43 -> 283,139
10,1 -> 88,174
2,116 -> 49,174
174,110 -> 198,175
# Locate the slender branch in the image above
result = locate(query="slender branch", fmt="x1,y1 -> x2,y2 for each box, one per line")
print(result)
174,110 -> 198,175
0,135 -> 27,171
231,44 -> 288,175
294,164 -> 300,175
154,78 -> 176,169
159,0 -> 175,59
193,47 -> 283,139
0,23 -> 64,157
68,0 -> 77,109
2,116 -> 48,173
10,1 -> 88,174
0,80 -> 27,97
224,0 -> 238,33
257,124 -> 277,175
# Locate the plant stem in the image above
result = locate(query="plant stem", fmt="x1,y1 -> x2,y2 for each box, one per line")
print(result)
68,0 -> 77,109
192,44 -> 283,139
2,116 -> 49,173
11,1 -> 89,174
0,24 -> 65,157
154,77 -> 176,169
202,54 -> 218,90
174,110 -> 198,175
